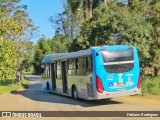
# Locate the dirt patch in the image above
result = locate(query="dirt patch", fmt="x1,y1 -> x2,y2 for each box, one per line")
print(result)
115,95 -> 160,105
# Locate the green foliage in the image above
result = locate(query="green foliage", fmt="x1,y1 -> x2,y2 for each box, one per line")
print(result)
33,34 -> 72,74
0,78 -> 29,95
78,3 -> 152,59
49,34 -> 72,53
0,39 -> 17,80
33,36 -> 51,74
67,0 -> 82,14
67,0 -> 106,18
18,40 -> 34,72
0,0 -> 36,79
0,0 -> 35,41
73,1 -> 160,76
51,0 -> 160,77
142,76 -> 160,95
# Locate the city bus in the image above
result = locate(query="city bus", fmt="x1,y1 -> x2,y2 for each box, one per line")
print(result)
41,45 -> 141,100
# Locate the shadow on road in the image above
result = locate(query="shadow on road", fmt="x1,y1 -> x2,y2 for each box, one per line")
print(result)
11,75 -> 123,107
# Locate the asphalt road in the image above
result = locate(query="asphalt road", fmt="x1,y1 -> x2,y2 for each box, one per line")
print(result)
0,75 -> 160,120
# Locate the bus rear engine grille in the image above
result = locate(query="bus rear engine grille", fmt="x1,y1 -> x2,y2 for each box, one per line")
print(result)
87,83 -> 94,97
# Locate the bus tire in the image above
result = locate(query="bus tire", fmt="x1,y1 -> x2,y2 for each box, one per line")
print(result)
72,86 -> 78,100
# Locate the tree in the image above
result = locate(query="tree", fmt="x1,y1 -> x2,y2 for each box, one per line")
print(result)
0,0 -> 36,41
127,0 -> 160,76
33,36 -> 51,74
0,38 -> 17,81
80,0 -> 160,76
67,0 -> 108,18
49,34 -> 72,53
142,0 -> 160,76
67,0 -> 82,14
50,3 -> 81,40
50,0 -> 160,76
0,0 -> 36,81
50,0 -> 107,45
67,0 -> 93,18
33,34 -> 72,74
75,1 -> 160,76
18,40 -> 34,72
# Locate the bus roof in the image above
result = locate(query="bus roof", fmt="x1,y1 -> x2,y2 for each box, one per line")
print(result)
42,45 -> 133,63
42,49 -> 92,63
42,53 -> 66,63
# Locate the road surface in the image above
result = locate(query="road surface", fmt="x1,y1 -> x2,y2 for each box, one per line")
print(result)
0,75 -> 159,120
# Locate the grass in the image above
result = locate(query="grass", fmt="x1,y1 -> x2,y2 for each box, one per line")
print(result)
0,79 -> 29,95
141,76 -> 160,95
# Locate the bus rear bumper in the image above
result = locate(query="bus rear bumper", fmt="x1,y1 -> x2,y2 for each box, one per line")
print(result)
88,88 -> 141,100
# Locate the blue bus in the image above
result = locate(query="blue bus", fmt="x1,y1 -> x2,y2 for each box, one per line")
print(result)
41,45 -> 141,100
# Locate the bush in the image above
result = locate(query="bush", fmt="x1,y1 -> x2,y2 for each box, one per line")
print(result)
142,76 -> 160,95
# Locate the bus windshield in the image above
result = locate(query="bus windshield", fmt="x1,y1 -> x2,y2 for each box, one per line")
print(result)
101,47 -> 134,73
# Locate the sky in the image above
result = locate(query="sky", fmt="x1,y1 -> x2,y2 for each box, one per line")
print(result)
20,0 -> 64,43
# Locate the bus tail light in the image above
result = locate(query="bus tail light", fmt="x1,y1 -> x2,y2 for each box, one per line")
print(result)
137,76 -> 141,89
96,76 -> 104,93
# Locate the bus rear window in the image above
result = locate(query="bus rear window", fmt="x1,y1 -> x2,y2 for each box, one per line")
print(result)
101,47 -> 134,73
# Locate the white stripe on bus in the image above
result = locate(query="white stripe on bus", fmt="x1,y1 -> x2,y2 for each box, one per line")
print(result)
104,61 -> 134,65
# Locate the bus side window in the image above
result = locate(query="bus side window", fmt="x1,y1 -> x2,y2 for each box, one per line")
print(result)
68,60 -> 71,75
68,59 -> 76,75
49,63 -> 50,78
46,64 -> 49,78
77,57 -> 85,76
46,63 -> 50,79
86,56 -> 93,73
57,61 -> 62,79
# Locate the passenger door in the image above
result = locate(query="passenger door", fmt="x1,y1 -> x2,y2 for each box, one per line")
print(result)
51,63 -> 56,91
61,61 -> 68,93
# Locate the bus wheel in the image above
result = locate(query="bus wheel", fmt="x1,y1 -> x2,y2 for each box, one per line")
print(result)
72,87 -> 78,100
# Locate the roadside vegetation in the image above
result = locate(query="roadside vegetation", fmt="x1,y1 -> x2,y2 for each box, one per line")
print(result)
142,76 -> 160,95
0,0 -> 36,76
0,0 -> 36,93
0,79 -> 29,95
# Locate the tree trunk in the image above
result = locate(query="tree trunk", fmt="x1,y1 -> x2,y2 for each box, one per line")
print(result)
71,25 -> 74,40
83,0 -> 89,19
104,0 -> 107,6
89,0 -> 92,18
104,0 -> 111,5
